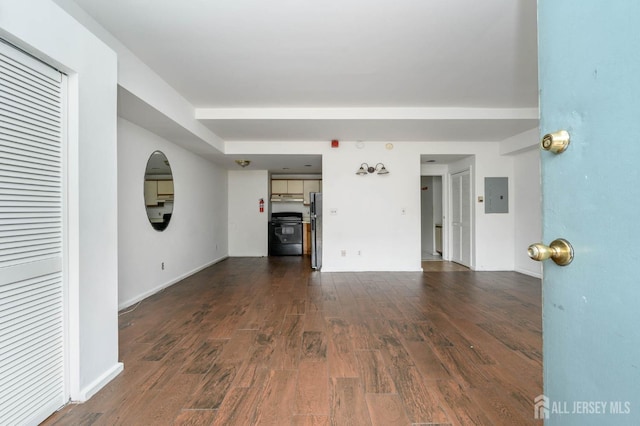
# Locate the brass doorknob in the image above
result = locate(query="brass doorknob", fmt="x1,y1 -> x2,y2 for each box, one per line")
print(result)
528,238 -> 574,266
541,130 -> 570,154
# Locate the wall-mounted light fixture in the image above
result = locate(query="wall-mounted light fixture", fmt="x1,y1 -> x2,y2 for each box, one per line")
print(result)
356,163 -> 389,176
235,159 -> 251,168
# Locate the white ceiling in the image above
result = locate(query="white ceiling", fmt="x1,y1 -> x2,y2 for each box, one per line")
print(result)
70,0 -> 539,169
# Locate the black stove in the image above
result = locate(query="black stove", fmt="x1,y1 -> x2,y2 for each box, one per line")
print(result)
271,212 -> 303,223
269,212 -> 303,256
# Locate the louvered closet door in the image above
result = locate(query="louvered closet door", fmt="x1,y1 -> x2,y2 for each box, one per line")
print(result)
0,41 -> 66,425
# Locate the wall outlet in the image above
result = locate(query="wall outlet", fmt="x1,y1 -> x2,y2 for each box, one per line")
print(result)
161,262 -> 165,270
341,250 -> 347,257
357,250 -> 362,256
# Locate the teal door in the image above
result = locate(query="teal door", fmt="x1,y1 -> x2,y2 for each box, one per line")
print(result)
539,1 -> 640,424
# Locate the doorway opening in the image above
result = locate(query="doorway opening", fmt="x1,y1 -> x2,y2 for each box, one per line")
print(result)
420,154 -> 474,271
420,175 -> 444,262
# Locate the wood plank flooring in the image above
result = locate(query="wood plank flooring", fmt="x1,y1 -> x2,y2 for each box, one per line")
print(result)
43,257 -> 542,425
421,260 -> 469,272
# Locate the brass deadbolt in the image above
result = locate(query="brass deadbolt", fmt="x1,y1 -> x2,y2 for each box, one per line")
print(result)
528,238 -> 574,266
541,130 -> 570,154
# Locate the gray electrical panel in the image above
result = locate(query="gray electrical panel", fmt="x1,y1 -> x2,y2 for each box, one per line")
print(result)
485,177 -> 508,213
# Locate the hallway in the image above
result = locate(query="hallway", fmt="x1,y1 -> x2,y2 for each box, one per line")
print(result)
44,257 -> 542,425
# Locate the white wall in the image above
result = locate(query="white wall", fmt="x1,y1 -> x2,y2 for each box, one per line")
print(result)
118,118 -> 228,307
500,128 -> 542,278
0,0 -> 120,400
321,142 -> 422,271
473,148 -> 516,271
513,148 -> 542,277
228,170 -> 269,256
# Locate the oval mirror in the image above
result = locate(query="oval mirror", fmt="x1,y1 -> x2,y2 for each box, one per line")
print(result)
143,151 -> 174,231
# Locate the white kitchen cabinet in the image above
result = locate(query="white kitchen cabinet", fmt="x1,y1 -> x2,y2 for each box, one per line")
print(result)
271,180 -> 288,194
157,180 -> 174,195
144,181 -> 158,206
287,180 -> 303,193
271,179 -> 322,204
271,179 -> 304,194
145,180 -> 174,205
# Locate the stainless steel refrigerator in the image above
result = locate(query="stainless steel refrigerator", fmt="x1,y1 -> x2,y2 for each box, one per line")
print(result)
310,192 -> 322,270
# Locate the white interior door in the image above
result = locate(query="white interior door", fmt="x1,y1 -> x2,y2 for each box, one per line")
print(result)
0,41 -> 66,425
450,170 -> 471,267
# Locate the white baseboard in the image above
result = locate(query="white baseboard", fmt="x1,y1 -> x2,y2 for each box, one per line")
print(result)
74,362 -> 123,402
515,268 -> 542,279
118,255 -> 229,310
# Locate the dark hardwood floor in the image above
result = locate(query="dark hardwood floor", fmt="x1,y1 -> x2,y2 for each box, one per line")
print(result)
43,257 -> 542,425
